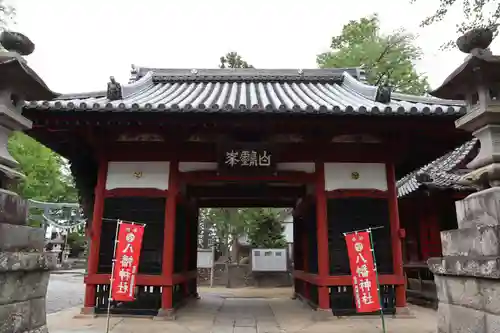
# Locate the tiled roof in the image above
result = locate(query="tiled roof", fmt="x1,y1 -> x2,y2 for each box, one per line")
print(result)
24,67 -> 466,116
396,139 -> 479,197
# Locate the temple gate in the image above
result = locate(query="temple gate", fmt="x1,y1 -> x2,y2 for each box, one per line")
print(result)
22,67 -> 470,318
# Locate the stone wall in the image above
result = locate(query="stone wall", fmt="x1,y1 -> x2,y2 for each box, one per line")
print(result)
198,263 -> 292,288
0,221 -> 57,333
428,188 -> 500,333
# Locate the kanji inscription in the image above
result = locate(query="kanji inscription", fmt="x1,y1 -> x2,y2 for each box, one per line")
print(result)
344,231 -> 381,313
110,222 -> 145,302
218,143 -> 276,174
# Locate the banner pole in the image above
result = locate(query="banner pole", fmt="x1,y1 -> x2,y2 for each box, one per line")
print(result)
105,219 -> 122,333
368,228 -> 386,333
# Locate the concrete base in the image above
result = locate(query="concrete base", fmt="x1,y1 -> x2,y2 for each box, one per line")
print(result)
77,307 -> 97,318
394,306 -> 415,318
312,308 -> 332,321
154,308 -> 176,321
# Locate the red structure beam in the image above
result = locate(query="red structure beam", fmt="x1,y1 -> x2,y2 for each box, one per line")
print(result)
386,163 -> 406,307
292,270 -> 404,286
162,160 -> 179,310
315,162 -> 330,310
83,156 -> 107,309
84,270 -> 198,286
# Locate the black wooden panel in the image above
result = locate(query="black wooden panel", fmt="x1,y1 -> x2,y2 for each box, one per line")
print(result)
95,284 -> 161,316
330,284 -> 396,316
327,197 -> 393,275
98,197 -> 165,274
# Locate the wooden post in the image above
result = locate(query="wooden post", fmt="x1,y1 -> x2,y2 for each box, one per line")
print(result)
83,156 -> 107,310
386,163 -> 406,308
302,221 -> 310,300
315,162 -> 330,310
162,160 -> 178,310
183,201 -> 191,297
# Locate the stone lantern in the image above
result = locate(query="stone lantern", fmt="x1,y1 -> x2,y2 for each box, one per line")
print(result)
428,28 -> 500,333
0,31 -> 58,333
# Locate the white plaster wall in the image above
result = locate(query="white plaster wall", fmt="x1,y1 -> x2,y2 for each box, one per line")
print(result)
106,161 -> 170,190
283,222 -> 294,243
324,162 -> 387,191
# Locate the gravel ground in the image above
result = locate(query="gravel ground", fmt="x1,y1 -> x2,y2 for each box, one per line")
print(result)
46,272 -> 85,314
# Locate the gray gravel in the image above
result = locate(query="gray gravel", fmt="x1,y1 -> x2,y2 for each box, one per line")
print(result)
46,272 -> 85,314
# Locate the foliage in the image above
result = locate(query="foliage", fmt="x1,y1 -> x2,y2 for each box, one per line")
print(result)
246,208 -> 287,248
317,14 -> 430,95
67,231 -> 87,257
219,52 -> 253,68
412,0 -> 500,49
201,207 -> 287,254
8,132 -> 78,202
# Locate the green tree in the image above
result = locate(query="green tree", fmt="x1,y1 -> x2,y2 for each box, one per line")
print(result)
8,132 -> 78,202
219,52 -> 253,68
412,0 -> 500,48
246,208 -> 287,249
1,2 -> 78,205
317,14 -> 430,95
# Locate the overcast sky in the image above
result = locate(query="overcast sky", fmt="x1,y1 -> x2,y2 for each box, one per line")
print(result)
8,0 -> 497,94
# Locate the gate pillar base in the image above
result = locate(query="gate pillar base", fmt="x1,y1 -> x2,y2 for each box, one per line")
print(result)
312,308 -> 332,321
394,306 -> 414,318
154,308 -> 176,321
79,307 -> 97,317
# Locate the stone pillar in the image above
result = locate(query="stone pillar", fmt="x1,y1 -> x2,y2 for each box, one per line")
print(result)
0,31 -> 58,333
428,28 -> 500,333
0,209 -> 57,333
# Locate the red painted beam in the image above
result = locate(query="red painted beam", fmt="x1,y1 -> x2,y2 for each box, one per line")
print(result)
292,270 -> 404,286
326,189 -> 388,198
180,171 -> 315,184
104,188 -> 168,198
84,270 -> 199,286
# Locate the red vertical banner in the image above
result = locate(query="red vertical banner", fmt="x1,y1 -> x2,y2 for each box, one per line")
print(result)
344,231 -> 381,313
111,222 -> 145,302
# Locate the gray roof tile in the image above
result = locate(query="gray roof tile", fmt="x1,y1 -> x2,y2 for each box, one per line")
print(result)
24,68 -> 467,115
396,139 -> 479,197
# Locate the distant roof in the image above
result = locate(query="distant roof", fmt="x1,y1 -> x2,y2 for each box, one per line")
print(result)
396,138 -> 479,197
25,67 -> 466,116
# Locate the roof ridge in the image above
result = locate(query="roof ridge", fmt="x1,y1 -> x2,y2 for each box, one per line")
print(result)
130,67 -> 364,83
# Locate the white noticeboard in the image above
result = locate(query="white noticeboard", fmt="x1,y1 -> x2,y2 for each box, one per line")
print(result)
197,249 -> 214,268
251,248 -> 287,272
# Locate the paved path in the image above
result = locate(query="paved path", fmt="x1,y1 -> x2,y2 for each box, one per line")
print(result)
46,271 -> 85,313
47,288 -> 438,333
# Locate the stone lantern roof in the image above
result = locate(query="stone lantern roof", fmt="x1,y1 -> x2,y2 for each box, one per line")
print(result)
0,31 -> 57,183
430,28 -> 500,189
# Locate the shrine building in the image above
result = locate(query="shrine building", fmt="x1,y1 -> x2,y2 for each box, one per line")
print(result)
23,67 -> 471,317
397,139 -> 478,306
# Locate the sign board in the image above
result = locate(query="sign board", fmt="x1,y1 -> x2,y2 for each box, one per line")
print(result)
251,248 -> 287,272
218,142 -> 276,175
111,222 -> 145,302
344,231 -> 381,313
197,248 -> 214,268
